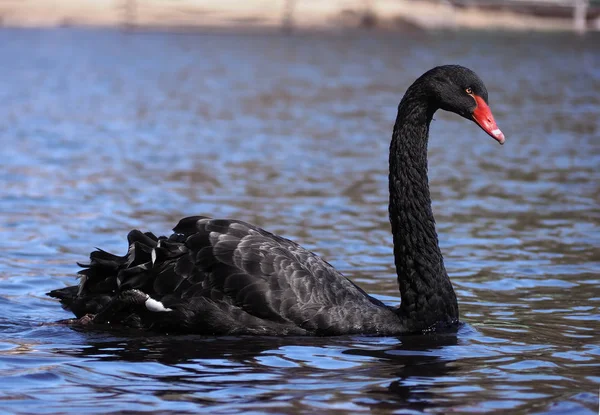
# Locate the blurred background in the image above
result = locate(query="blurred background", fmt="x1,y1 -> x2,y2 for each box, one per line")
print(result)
0,1 -> 599,414
1,0 -> 599,33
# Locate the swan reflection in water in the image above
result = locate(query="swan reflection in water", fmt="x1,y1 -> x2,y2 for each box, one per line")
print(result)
52,327 -> 461,413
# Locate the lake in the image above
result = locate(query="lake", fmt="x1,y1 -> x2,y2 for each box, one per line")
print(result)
0,28 -> 599,414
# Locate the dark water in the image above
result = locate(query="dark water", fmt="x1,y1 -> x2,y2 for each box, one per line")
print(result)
1,28 -> 599,414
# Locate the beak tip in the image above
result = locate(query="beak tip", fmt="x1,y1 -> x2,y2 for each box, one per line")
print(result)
492,129 -> 505,145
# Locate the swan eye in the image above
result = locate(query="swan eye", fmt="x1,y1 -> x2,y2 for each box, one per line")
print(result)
465,87 -> 473,95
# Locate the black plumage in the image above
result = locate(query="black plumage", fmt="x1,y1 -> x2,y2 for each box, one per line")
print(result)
48,65 -> 504,336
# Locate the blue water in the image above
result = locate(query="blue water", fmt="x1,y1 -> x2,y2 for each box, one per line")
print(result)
0,28 -> 599,414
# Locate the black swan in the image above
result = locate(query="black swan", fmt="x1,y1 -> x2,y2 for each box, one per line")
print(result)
48,65 -> 504,336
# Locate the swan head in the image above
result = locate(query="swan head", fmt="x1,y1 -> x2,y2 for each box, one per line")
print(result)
424,65 -> 505,145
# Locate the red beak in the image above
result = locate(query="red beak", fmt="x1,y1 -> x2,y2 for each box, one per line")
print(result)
472,95 -> 505,145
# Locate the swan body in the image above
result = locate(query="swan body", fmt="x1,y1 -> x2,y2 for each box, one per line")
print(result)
49,65 -> 504,336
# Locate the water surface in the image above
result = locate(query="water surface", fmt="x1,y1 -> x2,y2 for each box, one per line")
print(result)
0,28 -> 599,414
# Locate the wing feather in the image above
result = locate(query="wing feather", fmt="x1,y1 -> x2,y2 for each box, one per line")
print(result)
51,215 -> 397,334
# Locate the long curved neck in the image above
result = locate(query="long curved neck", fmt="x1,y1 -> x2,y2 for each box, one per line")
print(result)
389,86 -> 458,332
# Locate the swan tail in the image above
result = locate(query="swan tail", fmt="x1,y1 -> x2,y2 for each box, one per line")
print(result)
47,230 -> 185,318
46,285 -> 78,304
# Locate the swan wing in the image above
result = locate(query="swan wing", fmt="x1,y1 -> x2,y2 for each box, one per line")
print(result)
55,216 -> 390,334
160,216 -> 383,333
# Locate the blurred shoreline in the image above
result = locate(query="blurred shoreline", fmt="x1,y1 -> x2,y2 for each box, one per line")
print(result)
0,0 -> 598,33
